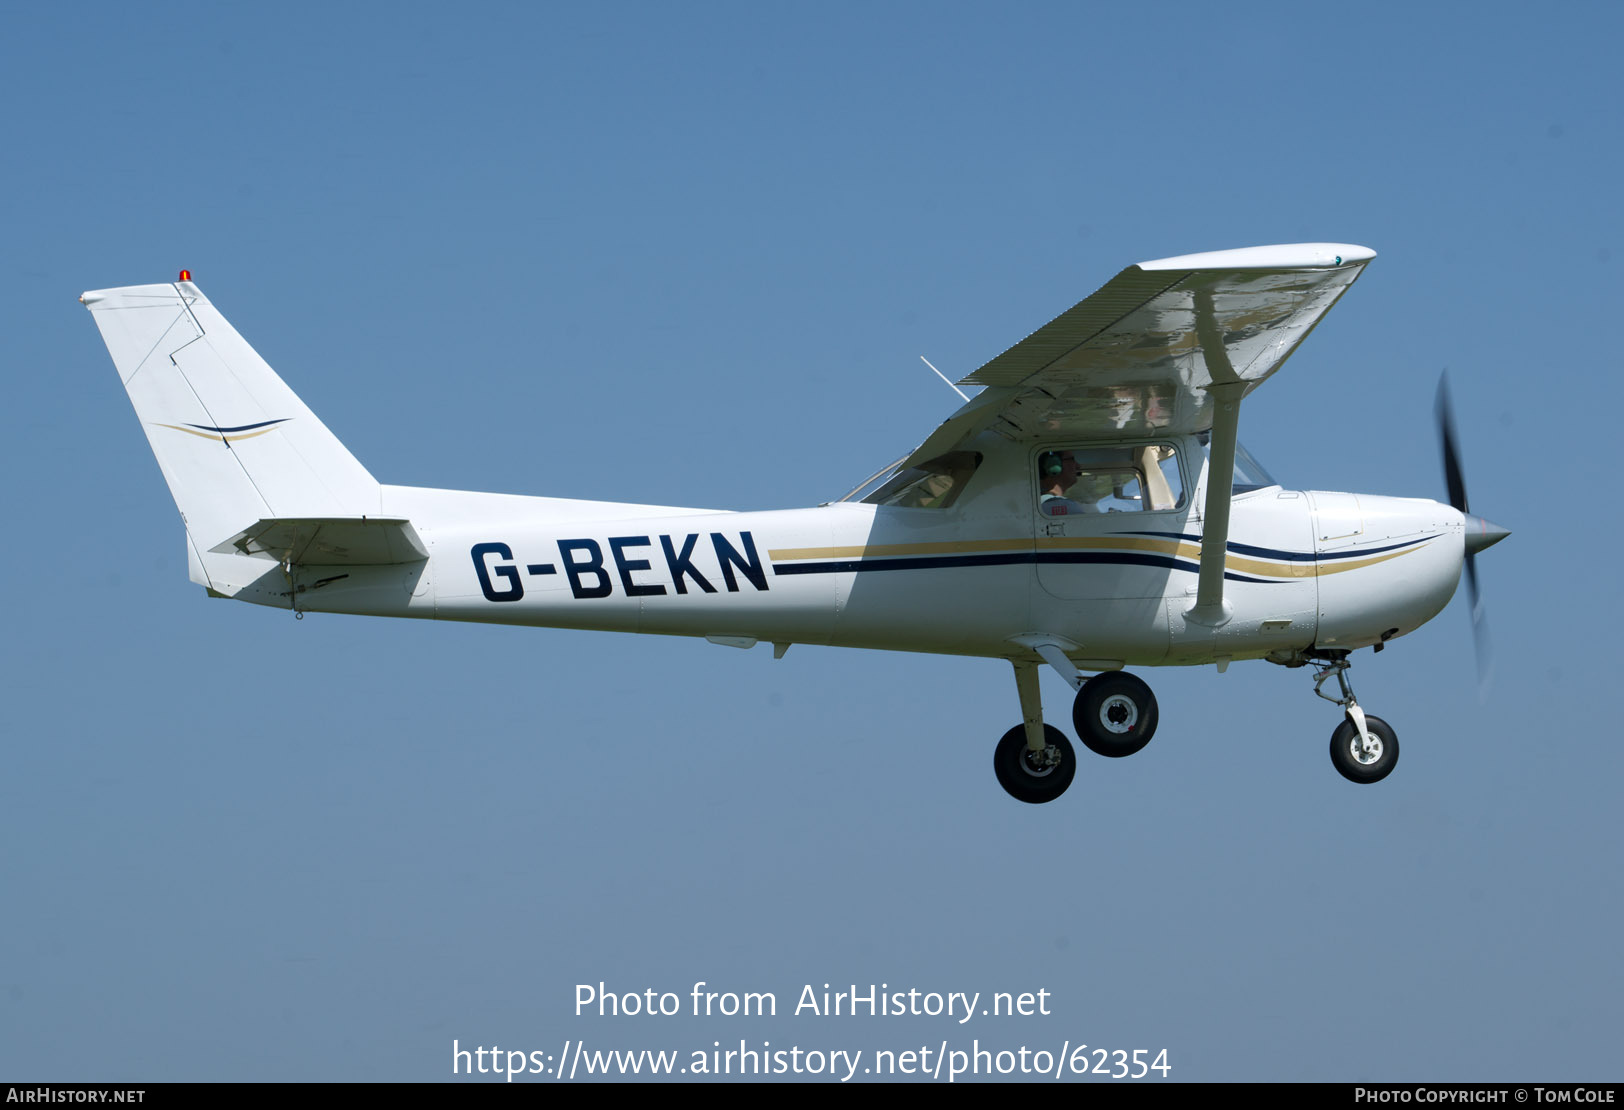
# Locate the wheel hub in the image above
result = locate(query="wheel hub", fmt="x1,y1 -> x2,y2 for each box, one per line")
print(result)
1022,744 -> 1062,776
1098,694 -> 1138,734
1349,736 -> 1384,765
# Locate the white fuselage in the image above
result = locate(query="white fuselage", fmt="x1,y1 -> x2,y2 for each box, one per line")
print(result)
207,432 -> 1466,669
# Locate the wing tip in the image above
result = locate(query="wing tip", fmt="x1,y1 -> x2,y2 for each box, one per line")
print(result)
1137,243 -> 1376,272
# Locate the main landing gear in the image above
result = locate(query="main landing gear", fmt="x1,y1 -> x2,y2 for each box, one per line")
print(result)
1073,671 -> 1158,758
1312,653 -> 1399,784
993,724 -> 1075,805
994,660 -> 1161,804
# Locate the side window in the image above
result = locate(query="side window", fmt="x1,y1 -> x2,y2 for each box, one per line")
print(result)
1036,445 -> 1184,516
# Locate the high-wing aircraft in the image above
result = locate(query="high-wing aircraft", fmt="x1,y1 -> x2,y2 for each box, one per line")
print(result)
82,244 -> 1508,803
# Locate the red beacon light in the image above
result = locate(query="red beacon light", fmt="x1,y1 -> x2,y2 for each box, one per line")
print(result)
178,270 -> 192,282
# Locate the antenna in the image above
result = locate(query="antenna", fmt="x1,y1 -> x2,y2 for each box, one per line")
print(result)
920,356 -> 970,402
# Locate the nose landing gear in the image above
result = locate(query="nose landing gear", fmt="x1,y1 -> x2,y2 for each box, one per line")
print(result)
1312,654 -> 1400,784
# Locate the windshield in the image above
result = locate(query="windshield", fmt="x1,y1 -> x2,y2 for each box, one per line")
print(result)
839,455 -> 911,504
1231,441 -> 1278,494
1195,433 -> 1279,495
837,452 -> 982,509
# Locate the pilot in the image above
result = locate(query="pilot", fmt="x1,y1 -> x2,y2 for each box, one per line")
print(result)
1038,451 -> 1095,516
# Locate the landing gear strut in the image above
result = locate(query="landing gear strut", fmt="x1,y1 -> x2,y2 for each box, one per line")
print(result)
1312,654 -> 1399,784
992,660 -> 1077,804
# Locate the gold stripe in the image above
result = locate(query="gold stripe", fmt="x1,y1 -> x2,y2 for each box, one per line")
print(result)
1035,535 -> 1427,578
1227,553 -> 1315,579
1038,535 -> 1316,578
155,423 -> 280,443
768,536 -> 1426,579
1311,546 -> 1421,576
1038,535 -> 1200,558
768,538 -> 1031,561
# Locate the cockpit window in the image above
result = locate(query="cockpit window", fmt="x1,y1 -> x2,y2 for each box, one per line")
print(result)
838,451 -> 982,509
1036,444 -> 1185,516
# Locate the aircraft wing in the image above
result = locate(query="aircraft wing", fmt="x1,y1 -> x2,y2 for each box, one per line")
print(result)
913,243 -> 1375,456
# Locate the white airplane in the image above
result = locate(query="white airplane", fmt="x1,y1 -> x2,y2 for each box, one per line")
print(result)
82,244 -> 1508,804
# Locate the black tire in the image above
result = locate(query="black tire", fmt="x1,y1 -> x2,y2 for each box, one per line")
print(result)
1329,714 -> 1399,784
1073,671 -> 1159,758
993,724 -> 1076,804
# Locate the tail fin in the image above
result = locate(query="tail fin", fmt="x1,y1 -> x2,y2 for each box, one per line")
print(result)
82,278 -> 382,580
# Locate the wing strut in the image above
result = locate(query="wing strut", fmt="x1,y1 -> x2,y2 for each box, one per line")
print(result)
1186,285 -> 1243,627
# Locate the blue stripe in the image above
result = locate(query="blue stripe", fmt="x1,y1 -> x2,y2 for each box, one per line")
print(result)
184,418 -> 290,434
771,551 -> 1279,584
1119,530 -> 1434,562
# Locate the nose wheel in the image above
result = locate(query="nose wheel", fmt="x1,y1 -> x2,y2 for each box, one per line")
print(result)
1312,654 -> 1400,784
1329,715 -> 1399,783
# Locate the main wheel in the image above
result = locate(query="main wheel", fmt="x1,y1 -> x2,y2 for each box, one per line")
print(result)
1329,715 -> 1399,784
1073,671 -> 1159,758
993,724 -> 1076,804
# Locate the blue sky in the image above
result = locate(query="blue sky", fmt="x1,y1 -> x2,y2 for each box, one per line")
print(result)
3,1 -> 1620,1082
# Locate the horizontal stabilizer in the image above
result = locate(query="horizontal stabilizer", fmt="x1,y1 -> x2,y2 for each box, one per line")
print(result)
210,517 -> 427,566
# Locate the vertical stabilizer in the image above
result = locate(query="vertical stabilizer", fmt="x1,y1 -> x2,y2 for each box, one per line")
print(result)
82,279 -> 381,568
